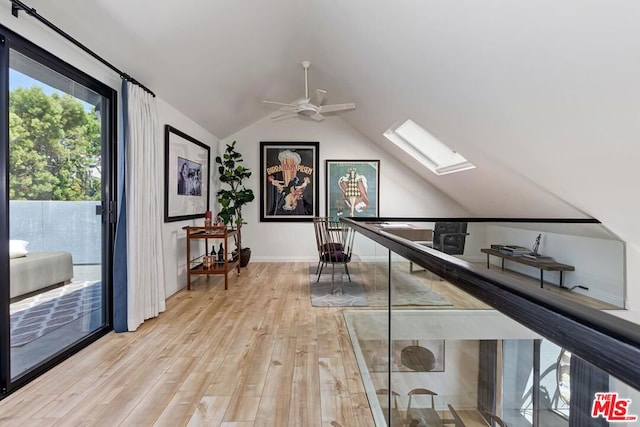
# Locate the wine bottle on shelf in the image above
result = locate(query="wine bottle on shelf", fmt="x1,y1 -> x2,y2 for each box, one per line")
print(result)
218,243 -> 224,263
209,246 -> 216,267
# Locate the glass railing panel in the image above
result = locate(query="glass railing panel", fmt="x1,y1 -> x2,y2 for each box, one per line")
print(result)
372,219 -> 625,311
502,339 -> 640,427
342,233 -> 390,427
342,218 -> 635,427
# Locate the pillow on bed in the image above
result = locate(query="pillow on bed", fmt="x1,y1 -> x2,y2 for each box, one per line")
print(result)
9,240 -> 29,259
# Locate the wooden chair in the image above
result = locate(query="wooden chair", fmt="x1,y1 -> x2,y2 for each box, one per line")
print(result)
447,404 -> 467,427
481,411 -> 507,427
406,388 -> 441,426
376,388 -> 404,427
312,217 -> 329,275
312,217 -> 355,293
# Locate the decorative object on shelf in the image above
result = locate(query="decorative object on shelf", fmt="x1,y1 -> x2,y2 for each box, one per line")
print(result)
164,125 -> 210,222
215,141 -> 255,267
532,233 -> 542,255
204,210 -> 212,227
260,141 -> 319,222
203,255 -> 213,269
325,159 -> 379,221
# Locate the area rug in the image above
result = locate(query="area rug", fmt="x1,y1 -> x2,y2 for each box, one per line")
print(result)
10,281 -> 102,347
371,267 -> 454,307
309,265 -> 368,307
309,263 -> 452,307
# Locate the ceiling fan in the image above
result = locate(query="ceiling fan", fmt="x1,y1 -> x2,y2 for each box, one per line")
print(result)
262,61 -> 356,121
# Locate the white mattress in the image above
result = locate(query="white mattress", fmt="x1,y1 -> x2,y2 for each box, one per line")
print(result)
10,252 -> 73,299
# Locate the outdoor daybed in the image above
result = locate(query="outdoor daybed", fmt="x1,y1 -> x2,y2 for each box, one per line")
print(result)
9,240 -> 73,300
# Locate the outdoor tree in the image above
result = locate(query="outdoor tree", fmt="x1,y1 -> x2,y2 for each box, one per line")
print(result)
9,86 -> 101,201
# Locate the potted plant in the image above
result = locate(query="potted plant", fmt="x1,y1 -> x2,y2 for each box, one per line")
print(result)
215,140 -> 255,267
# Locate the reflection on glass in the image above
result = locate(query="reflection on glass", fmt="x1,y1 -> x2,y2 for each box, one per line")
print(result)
9,49 -> 105,380
557,349 -> 572,405
342,219 -> 632,427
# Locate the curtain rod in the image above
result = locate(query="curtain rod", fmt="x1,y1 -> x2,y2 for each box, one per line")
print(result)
10,0 -> 156,97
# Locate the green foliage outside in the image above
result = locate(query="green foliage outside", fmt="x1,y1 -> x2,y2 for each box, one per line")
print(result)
9,86 -> 101,201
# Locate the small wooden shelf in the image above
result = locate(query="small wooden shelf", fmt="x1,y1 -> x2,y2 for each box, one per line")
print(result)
182,226 -> 240,290
481,248 -> 574,289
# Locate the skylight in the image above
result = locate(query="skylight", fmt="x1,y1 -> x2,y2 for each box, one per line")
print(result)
383,119 -> 475,175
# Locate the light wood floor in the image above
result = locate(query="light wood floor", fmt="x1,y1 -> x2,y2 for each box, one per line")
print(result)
0,261 -> 617,426
2,263 -> 376,426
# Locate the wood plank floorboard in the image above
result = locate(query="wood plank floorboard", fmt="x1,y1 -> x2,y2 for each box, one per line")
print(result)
0,261 -> 618,426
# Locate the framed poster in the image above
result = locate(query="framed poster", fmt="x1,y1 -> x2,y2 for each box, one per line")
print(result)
325,160 -> 379,222
260,141 -> 319,222
164,125 -> 210,222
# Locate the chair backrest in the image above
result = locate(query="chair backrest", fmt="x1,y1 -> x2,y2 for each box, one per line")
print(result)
312,217 -> 325,257
407,388 -> 437,409
313,217 -> 355,262
376,388 -> 400,409
433,222 -> 468,255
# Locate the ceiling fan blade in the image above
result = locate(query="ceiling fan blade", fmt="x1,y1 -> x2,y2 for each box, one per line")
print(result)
309,113 -> 324,122
271,111 -> 298,119
271,113 -> 298,122
262,100 -> 298,108
318,102 -> 356,114
309,89 -> 327,106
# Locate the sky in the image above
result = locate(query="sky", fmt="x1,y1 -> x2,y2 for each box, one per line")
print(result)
10,69 -> 61,95
9,69 -> 93,111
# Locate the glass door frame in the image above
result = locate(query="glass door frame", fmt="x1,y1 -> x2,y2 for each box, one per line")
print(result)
0,23 -> 116,397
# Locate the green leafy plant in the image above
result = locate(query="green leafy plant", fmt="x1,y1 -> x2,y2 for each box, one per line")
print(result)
215,141 -> 255,252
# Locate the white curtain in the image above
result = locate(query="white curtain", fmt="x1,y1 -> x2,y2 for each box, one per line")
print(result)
125,83 -> 166,331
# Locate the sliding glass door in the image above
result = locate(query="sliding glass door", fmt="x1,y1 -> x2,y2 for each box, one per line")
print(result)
0,25 -> 115,395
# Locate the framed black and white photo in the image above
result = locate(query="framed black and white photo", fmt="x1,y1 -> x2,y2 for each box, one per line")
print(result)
164,125 -> 210,222
260,141 -> 319,222
325,160 -> 379,222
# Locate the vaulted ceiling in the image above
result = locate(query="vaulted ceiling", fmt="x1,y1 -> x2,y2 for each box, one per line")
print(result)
7,0 -> 640,242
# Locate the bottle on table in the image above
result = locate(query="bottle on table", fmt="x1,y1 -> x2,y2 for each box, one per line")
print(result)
218,243 -> 224,263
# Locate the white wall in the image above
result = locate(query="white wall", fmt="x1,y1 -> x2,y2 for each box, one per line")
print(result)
0,11 -> 121,91
3,9 -> 639,313
626,245 -> 640,313
157,101 -> 219,297
222,115 -> 469,262
0,14 -> 219,297
346,310 -> 541,417
484,225 -> 625,307
383,340 -> 480,411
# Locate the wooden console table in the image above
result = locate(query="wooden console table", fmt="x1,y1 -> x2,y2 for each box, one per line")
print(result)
183,226 -> 240,290
481,248 -> 574,289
